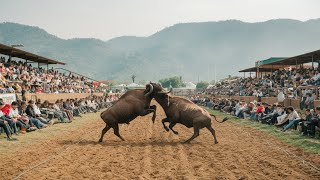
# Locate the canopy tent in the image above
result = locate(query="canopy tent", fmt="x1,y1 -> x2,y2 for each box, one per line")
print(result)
185,82 -> 196,89
0,43 -> 66,65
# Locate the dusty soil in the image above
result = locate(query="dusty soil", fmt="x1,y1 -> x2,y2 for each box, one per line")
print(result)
1,103 -> 320,180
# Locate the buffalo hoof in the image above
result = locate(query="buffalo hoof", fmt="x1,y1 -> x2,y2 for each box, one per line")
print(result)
182,141 -> 191,144
164,127 -> 170,132
214,141 -> 218,144
98,139 -> 102,143
173,131 -> 179,135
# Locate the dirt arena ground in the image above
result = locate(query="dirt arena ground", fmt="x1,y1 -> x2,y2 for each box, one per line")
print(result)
1,103 -> 320,179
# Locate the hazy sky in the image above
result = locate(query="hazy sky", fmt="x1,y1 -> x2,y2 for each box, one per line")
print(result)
1,0 -> 319,40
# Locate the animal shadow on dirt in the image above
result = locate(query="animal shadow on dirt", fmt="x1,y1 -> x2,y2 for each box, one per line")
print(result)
58,139 -> 201,147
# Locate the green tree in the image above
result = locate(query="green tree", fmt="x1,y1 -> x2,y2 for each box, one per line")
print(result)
159,76 -> 184,88
131,75 -> 136,83
196,81 -> 209,89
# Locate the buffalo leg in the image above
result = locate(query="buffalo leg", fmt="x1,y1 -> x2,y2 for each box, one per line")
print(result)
113,124 -> 125,141
162,118 -> 170,131
183,125 -> 200,143
99,124 -> 111,142
206,126 -> 218,144
140,107 -> 156,123
150,105 -> 157,122
169,122 -> 178,135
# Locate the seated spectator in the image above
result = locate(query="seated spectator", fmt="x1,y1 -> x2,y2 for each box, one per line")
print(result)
59,99 -> 74,120
305,106 -> 320,137
275,106 -> 288,126
63,99 -> 81,117
33,101 -> 53,125
300,109 -> 314,136
9,101 -> 34,133
282,107 -> 302,131
0,118 -> 17,141
25,100 -> 48,128
0,101 -> 18,135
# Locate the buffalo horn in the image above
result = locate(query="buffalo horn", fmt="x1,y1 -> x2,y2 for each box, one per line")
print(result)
144,84 -> 154,96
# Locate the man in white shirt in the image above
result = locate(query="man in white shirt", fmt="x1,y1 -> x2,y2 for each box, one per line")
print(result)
33,102 -> 52,125
9,101 -> 34,133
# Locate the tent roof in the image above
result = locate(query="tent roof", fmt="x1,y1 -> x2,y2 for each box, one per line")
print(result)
266,49 -> 320,66
0,43 -> 66,65
255,57 -> 287,66
239,64 -> 287,72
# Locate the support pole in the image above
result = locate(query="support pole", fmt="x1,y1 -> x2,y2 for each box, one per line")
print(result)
312,55 -> 314,69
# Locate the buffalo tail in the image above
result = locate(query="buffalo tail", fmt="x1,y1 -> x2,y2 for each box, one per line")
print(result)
210,114 -> 228,123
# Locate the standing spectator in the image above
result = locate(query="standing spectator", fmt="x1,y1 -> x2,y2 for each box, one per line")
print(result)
277,90 -> 285,105
304,93 -> 315,109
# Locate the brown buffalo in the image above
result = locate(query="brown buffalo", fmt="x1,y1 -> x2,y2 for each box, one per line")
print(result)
99,84 -> 156,142
151,83 -> 227,143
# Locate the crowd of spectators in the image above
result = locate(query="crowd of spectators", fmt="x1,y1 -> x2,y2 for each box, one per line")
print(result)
0,56 -> 106,95
0,94 -> 119,141
193,97 -> 320,138
205,67 -> 320,101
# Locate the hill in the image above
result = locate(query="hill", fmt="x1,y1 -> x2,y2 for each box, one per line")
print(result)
1,19 -> 320,82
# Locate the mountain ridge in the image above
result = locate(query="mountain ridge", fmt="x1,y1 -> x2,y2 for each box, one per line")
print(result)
0,19 -> 320,82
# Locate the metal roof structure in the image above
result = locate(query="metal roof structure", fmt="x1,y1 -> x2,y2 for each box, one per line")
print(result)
255,57 -> 287,66
0,43 -> 66,65
266,49 -> 320,66
239,49 -> 320,72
